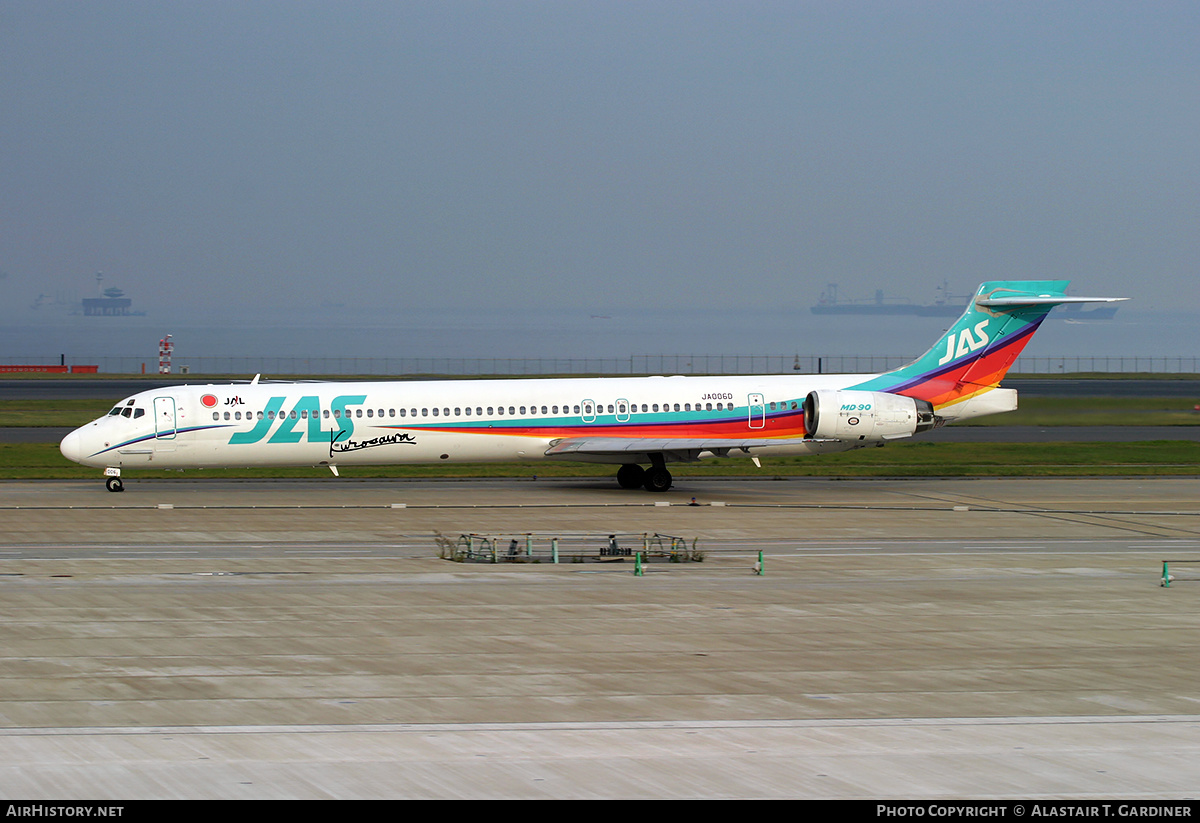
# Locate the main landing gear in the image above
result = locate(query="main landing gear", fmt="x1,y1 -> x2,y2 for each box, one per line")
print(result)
616,462 -> 673,492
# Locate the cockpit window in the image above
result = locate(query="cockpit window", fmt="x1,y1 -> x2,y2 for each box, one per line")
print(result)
108,398 -> 140,419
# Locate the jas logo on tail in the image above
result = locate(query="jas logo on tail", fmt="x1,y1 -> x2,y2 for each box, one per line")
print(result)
937,320 -> 991,365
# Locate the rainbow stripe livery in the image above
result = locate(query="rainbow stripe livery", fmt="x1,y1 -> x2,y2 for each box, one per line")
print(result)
850,280 -> 1089,416
60,281 -> 1124,492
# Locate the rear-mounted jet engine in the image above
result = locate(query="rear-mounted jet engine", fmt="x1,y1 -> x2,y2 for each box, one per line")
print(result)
803,390 -> 938,442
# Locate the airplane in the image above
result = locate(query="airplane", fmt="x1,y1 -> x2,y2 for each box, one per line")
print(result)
59,280 -> 1125,493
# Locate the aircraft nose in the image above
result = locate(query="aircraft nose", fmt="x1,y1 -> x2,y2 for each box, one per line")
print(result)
60,430 -> 82,464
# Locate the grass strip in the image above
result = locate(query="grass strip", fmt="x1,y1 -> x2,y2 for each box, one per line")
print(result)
4,440 -> 1198,480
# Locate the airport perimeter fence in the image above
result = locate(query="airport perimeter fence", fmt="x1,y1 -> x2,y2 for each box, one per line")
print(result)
9,354 -> 1200,376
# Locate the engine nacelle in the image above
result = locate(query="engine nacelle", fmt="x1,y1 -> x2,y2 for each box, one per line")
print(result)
803,390 -> 937,441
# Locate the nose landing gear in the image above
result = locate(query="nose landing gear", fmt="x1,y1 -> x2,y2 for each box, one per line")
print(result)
104,468 -> 124,492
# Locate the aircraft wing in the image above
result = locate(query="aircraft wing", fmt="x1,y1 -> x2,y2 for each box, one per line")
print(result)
544,436 -> 836,461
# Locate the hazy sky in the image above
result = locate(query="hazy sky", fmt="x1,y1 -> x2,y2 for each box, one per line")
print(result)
2,1 -> 1197,325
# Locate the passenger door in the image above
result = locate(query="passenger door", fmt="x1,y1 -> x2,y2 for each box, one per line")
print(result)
154,396 -> 177,441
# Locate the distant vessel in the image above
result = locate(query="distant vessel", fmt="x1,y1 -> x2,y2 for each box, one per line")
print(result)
810,281 -> 1118,319
79,273 -> 146,317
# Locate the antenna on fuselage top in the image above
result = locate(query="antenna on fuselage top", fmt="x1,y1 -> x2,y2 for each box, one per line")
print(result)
251,374 -> 261,385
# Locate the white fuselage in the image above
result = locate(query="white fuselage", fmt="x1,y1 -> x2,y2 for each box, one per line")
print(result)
59,373 -> 878,471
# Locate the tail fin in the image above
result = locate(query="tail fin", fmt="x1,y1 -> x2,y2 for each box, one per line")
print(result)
849,280 -> 1126,414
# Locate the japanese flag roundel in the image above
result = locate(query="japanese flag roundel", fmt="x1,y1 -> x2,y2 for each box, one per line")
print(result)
201,394 -> 218,408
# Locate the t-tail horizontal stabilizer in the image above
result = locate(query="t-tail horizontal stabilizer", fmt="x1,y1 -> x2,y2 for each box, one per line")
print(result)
849,281 -> 1127,421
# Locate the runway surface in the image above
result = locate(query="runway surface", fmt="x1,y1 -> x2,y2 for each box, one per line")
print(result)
3,477 -> 1200,798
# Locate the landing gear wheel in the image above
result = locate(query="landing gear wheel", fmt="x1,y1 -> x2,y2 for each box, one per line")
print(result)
105,477 -> 124,493
616,464 -> 645,490
643,466 -> 672,493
